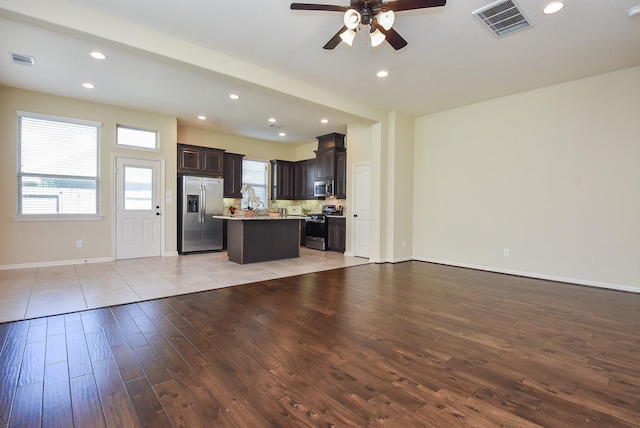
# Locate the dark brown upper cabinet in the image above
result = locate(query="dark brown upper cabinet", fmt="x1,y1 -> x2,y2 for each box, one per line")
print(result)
304,159 -> 317,199
270,160 -> 295,200
314,133 -> 346,195
178,143 -> 224,177
270,132 -> 347,201
223,152 -> 244,198
335,150 -> 347,199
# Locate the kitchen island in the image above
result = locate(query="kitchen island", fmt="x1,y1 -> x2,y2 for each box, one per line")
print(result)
212,215 -> 303,264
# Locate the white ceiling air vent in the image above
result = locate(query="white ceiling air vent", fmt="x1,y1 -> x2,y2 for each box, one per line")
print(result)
10,52 -> 36,67
472,0 -> 533,38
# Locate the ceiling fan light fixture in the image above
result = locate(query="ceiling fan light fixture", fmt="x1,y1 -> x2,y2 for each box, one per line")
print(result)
344,9 -> 361,29
377,10 -> 395,31
340,28 -> 357,46
370,28 -> 386,47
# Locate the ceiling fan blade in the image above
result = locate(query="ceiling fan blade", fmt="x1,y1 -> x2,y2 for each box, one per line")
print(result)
383,0 -> 446,12
323,26 -> 348,49
290,3 -> 349,12
377,25 -> 408,50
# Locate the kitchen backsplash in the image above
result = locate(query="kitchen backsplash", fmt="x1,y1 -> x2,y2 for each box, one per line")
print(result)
271,198 -> 346,215
223,198 -> 346,216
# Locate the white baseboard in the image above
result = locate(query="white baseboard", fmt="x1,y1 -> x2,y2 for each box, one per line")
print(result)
0,257 -> 113,271
0,252 -> 180,270
343,251 -> 375,263
387,256 -> 413,264
414,257 -> 640,294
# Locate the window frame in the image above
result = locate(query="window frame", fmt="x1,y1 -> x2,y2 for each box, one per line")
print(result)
14,111 -> 103,221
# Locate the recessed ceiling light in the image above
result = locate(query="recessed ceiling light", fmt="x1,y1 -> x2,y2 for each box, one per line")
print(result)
279,132 -> 286,137
229,94 -> 239,100
321,119 -> 329,124
197,115 -> 206,120
543,2 -> 564,14
629,6 -> 640,17
377,70 -> 389,78
268,118 -> 276,123
90,51 -> 106,60
82,83 -> 95,89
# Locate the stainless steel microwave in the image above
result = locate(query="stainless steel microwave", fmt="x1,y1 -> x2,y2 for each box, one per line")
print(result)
313,180 -> 334,197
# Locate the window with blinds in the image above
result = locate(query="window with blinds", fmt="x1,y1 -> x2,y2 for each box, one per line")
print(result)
17,112 -> 100,216
242,159 -> 268,209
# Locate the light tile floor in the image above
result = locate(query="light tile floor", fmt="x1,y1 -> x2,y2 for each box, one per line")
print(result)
0,248 -> 369,323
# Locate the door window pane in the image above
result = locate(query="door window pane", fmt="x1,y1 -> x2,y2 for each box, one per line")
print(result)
124,166 -> 153,210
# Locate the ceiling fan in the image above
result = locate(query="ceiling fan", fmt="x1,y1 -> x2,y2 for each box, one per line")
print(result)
290,0 -> 446,50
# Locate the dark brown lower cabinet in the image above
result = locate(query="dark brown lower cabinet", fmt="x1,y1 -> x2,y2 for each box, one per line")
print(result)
327,217 -> 346,253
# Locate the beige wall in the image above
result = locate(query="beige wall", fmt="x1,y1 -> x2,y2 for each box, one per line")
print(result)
295,141 -> 318,161
177,125 -> 309,162
386,111 -> 415,262
413,66 -> 640,291
0,86 -> 177,267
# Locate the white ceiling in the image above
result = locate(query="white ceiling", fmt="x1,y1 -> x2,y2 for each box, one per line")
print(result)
1,0 -> 639,144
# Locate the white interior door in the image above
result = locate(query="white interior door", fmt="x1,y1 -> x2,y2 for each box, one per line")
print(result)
352,163 -> 372,258
115,157 -> 162,259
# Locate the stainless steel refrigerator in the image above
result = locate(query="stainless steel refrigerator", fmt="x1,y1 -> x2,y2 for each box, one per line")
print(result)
178,176 -> 224,254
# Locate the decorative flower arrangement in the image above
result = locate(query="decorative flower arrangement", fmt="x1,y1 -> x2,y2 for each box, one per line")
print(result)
240,184 -> 264,211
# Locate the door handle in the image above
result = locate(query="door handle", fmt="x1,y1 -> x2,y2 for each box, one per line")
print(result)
201,185 -> 206,223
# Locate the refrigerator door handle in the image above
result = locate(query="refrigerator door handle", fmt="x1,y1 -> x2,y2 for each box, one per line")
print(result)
201,185 -> 206,223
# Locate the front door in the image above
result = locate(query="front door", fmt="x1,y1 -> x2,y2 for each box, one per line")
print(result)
352,163 -> 372,258
115,157 -> 162,259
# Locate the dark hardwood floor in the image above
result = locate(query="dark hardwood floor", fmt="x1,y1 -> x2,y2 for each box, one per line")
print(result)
1,261 -> 639,427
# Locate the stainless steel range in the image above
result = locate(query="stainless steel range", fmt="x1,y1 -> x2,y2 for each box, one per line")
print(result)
305,204 -> 340,250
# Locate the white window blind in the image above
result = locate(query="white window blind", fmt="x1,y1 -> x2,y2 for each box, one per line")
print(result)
17,112 -> 100,215
242,159 -> 268,209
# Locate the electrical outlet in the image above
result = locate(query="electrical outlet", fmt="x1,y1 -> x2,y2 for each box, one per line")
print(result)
77,240 -> 83,248
402,241 -> 406,248
503,248 -> 510,257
